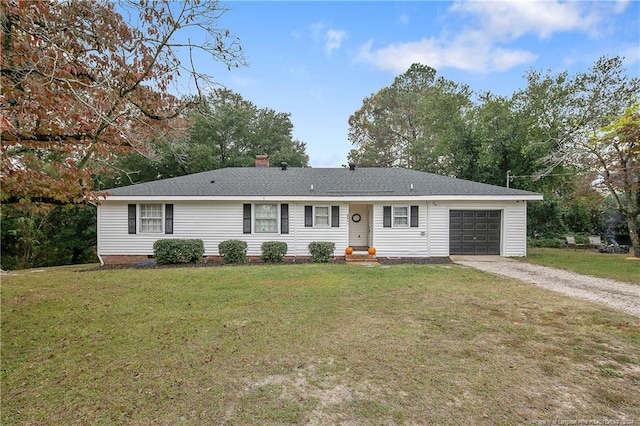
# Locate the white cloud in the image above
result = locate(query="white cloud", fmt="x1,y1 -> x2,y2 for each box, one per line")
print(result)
399,13 -> 410,25
490,48 -> 539,72
449,0 -> 600,40
355,40 -> 374,62
613,0 -> 630,14
355,33 -> 536,74
310,21 -> 325,41
325,29 -> 347,56
356,0 -> 612,74
309,21 -> 348,56
356,38 -> 444,73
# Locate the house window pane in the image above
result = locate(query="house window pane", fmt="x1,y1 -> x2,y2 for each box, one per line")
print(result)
255,204 -> 277,233
140,204 -> 162,233
315,206 -> 329,226
393,206 -> 408,227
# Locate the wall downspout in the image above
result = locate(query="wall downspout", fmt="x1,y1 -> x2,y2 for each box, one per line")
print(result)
293,203 -> 298,261
94,202 -> 105,266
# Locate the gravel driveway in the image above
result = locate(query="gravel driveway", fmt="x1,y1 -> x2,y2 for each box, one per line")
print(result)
451,256 -> 640,317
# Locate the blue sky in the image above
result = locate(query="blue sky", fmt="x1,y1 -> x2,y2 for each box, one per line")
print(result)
195,1 -> 640,167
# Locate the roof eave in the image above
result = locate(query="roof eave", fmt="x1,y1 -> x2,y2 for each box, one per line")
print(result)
103,194 -> 544,202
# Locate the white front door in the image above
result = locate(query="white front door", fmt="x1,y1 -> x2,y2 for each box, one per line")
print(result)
349,204 -> 369,248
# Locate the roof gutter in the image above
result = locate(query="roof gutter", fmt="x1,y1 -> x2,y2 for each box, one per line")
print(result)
102,194 -> 544,202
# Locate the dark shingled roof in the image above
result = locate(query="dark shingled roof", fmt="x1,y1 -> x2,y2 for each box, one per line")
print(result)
105,167 -> 541,198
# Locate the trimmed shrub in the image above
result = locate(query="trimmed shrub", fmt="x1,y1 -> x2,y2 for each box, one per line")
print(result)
218,239 -> 248,264
528,234 -> 593,248
527,237 -> 566,248
260,241 -> 288,263
308,241 -> 335,263
153,239 -> 204,265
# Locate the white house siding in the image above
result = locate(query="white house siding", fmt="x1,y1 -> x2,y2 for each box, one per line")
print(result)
426,202 -> 449,257
503,202 -> 528,257
371,202 -> 429,257
98,200 -> 269,256
98,201 -> 158,256
98,200 -> 350,259
98,199 -> 529,261
290,202 -> 349,256
426,200 -> 529,257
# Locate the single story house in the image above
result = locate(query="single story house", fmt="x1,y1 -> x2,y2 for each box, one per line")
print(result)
97,156 -> 543,265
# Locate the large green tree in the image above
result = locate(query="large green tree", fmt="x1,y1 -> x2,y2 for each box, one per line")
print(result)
516,56 -> 639,254
591,103 -> 640,256
514,57 -> 636,177
465,94 -> 523,187
185,89 -> 309,171
103,88 -> 309,188
348,63 -> 472,173
347,57 -> 636,246
1,204 -> 96,270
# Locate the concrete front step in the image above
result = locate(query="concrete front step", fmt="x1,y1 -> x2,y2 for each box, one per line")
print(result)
345,253 -> 378,263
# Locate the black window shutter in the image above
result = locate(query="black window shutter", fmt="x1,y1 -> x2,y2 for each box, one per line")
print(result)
165,204 -> 174,234
410,205 -> 419,228
243,204 -> 251,234
281,204 -> 289,234
383,206 -> 391,228
304,205 -> 313,227
128,204 -> 136,234
331,205 -> 339,228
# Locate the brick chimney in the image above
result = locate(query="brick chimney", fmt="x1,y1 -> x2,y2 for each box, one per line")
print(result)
255,154 -> 269,168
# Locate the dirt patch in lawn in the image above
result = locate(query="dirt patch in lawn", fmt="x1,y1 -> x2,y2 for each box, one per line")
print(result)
236,357 -> 383,425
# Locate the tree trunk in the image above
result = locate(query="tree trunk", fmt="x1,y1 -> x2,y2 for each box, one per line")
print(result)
72,249 -> 83,265
628,216 -> 640,258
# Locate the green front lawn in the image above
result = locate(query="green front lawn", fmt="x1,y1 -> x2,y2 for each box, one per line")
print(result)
2,263 -> 639,424
523,247 -> 640,284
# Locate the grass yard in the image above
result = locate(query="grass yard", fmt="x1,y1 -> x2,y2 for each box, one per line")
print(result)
1,263 -> 639,425
523,247 -> 640,285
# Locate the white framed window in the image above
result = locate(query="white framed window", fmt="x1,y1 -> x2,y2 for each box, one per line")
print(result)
255,203 -> 278,233
314,206 -> 330,226
393,206 -> 409,227
140,204 -> 163,233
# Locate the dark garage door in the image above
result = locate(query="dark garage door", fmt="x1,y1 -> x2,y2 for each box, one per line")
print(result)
449,210 -> 501,255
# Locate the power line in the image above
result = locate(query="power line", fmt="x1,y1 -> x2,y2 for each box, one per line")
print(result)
506,170 -> 596,187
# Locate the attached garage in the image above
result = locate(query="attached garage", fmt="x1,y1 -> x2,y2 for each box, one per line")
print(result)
449,210 -> 501,255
